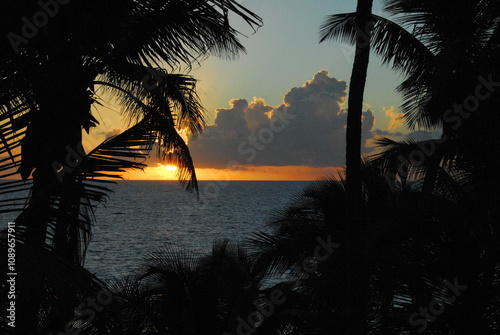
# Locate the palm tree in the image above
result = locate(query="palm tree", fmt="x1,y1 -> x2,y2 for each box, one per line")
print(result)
320,0 -> 373,220
0,1 -> 261,332
301,1 -> 500,333
83,240 -> 270,335
320,1 -> 373,333
250,162 -> 500,334
319,9 -> 500,331
319,0 -> 500,196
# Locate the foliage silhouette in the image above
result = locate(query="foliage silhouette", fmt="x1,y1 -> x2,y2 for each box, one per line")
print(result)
0,1 -> 262,332
250,161 -> 500,334
321,1 -> 374,332
320,0 -> 500,197
81,239 -> 271,334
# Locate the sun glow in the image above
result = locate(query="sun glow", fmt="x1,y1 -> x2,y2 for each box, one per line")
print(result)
165,165 -> 177,171
121,164 -> 340,181
120,163 -> 179,180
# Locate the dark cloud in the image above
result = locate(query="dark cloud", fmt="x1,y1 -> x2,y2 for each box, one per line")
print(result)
406,130 -> 443,141
188,70 -> 380,168
371,129 -> 405,138
370,129 -> 442,142
104,128 -> 123,139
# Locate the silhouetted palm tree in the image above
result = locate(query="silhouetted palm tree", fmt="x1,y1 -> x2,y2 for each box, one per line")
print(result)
321,0 -> 373,218
0,1 -> 261,332
319,11 -> 500,331
319,0 -> 500,196
0,233 -> 113,335
320,1 -> 373,332
82,240 -> 270,335
250,162 -> 500,334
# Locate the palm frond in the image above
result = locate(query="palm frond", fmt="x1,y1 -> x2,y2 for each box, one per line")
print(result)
368,135 -> 475,199
8,119 -> 161,266
0,180 -> 31,216
86,120 -> 153,179
249,177 -> 345,277
0,79 -> 33,179
12,181 -> 103,265
94,240 -> 271,334
97,64 -> 205,134
370,137 -> 434,180
104,0 -> 262,69
0,234 -> 112,334
320,13 -> 433,74
95,68 -> 203,193
159,127 -> 199,195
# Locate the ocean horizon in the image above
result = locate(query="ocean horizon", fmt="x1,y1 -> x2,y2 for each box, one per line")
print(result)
0,179 -> 314,278
80,180 -> 312,279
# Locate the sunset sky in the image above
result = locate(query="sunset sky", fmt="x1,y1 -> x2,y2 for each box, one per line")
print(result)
85,0 -> 438,181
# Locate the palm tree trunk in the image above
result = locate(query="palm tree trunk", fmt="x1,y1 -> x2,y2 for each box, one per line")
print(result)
18,95 -> 85,330
345,0 -> 373,218
344,1 -> 373,334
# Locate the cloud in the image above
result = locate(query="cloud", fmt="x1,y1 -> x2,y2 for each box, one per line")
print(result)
188,70 -> 377,168
383,106 -> 404,130
105,128 -> 123,139
370,129 -> 442,142
408,130 -> 443,141
371,129 -> 404,137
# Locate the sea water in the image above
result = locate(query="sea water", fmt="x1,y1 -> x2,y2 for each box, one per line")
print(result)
81,180 -> 309,279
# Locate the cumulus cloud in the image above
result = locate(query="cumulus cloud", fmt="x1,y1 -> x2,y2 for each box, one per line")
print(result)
91,70 -> 442,171
383,106 -> 404,130
188,70 -> 379,168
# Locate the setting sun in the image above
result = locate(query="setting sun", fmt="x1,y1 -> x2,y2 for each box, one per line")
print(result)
165,165 -> 177,171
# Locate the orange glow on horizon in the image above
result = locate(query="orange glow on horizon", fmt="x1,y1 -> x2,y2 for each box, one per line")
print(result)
165,165 -> 177,171
122,165 -> 342,181
0,164 -> 341,181
1,164 -> 341,182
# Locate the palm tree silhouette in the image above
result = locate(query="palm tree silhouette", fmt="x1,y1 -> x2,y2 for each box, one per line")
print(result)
83,240 -> 270,335
320,1 -> 373,332
319,0 -> 500,196
320,0 -> 373,217
250,2 -> 500,333
319,7 -> 500,332
0,1 -> 261,332
250,161 -> 500,334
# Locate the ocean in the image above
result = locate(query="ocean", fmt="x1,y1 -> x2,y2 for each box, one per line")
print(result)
88,180 -> 312,278
1,180 -> 311,279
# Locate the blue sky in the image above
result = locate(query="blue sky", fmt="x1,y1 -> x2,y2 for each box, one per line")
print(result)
190,0 -> 404,127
